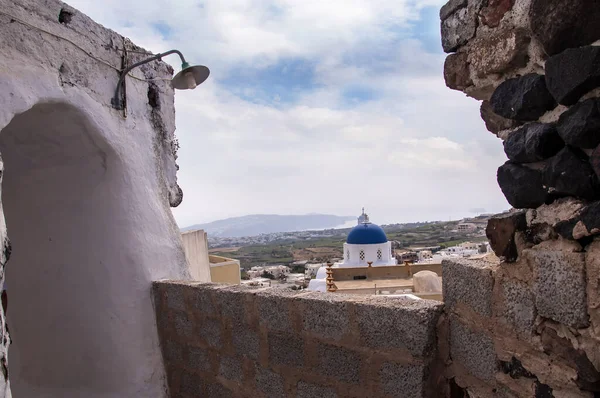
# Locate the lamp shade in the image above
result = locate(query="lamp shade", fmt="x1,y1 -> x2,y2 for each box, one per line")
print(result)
172,63 -> 210,90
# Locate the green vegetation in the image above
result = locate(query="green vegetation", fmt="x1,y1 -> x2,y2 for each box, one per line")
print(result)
221,220 -> 489,268
291,264 -> 306,274
260,271 -> 275,280
240,270 -> 250,280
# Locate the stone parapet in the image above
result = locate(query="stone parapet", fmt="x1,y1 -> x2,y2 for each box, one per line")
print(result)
152,282 -> 444,398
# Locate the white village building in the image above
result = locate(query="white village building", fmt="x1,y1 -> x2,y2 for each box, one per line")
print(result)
308,209 -> 397,292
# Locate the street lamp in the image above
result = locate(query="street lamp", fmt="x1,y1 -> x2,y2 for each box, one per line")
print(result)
111,49 -> 210,110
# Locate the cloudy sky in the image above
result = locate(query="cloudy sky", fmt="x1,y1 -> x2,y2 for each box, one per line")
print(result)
70,0 -> 509,227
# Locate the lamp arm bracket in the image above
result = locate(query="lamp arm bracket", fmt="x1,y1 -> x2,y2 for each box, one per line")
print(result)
111,49 -> 187,110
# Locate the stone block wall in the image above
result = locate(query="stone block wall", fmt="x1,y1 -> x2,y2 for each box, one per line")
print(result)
152,282 -> 444,397
441,0 -> 600,396
442,255 -> 600,396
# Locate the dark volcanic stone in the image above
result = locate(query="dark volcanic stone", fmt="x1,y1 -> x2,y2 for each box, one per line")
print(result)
591,144 -> 600,179
480,100 -> 521,135
545,46 -> 600,106
530,0 -> 600,56
497,162 -> 549,209
542,328 -> 600,392
449,378 -> 468,398
490,74 -> 557,121
525,222 -> 557,245
543,147 -> 600,200
486,211 -> 526,262
557,98 -> 600,149
444,52 -> 472,91
500,357 -> 535,379
503,123 -> 564,163
534,381 -> 553,398
555,201 -> 600,240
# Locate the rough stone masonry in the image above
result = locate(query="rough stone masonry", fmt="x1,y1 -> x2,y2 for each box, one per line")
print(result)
441,0 -> 600,396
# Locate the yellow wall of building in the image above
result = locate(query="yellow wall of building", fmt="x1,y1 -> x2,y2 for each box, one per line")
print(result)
209,255 -> 241,284
331,263 -> 442,281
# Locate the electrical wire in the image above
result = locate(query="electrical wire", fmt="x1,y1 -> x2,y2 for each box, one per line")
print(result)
0,10 -> 171,83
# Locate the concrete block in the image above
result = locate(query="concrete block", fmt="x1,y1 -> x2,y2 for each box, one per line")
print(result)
153,285 -> 172,335
443,258 -> 494,317
255,365 -> 286,397
206,382 -> 233,398
188,285 -> 216,317
258,293 -> 292,332
355,296 -> 443,357
180,370 -> 204,396
162,339 -> 184,364
317,343 -> 362,384
186,345 -> 211,372
527,242 -> 589,328
214,286 -> 247,321
232,325 -> 260,361
501,279 -> 536,333
219,356 -> 243,382
199,318 -> 222,348
173,311 -> 194,340
450,317 -> 497,381
301,295 -> 350,341
166,367 -> 179,396
164,283 -> 186,312
379,362 -> 425,398
269,332 -> 304,367
296,381 -> 337,398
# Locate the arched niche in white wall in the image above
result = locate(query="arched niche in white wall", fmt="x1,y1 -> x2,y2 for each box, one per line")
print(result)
0,101 -> 178,398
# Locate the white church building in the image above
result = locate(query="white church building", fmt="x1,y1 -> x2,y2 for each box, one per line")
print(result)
308,209 -> 397,292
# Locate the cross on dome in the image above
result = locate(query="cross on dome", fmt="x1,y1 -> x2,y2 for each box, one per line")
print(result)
358,207 -> 370,224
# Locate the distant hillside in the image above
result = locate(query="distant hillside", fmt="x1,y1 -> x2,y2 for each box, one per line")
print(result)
181,214 -> 356,238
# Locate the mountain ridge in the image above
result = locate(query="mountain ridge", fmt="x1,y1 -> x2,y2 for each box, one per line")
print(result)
181,213 -> 355,238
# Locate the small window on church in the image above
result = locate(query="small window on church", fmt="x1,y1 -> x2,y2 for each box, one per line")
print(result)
359,250 -> 365,261
347,250 -> 350,260
377,248 -> 382,260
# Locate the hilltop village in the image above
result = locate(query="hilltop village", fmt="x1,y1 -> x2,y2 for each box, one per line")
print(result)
4,0 -> 600,396
198,210 -> 497,294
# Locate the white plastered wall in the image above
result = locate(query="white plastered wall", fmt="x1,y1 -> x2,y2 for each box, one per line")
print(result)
0,0 -> 191,397
341,242 -> 397,267
181,230 -> 212,282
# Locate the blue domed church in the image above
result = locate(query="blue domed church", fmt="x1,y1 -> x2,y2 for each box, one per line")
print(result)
342,209 -> 396,267
308,209 -> 397,292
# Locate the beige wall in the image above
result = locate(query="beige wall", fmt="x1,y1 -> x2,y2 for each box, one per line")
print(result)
332,263 -> 442,281
209,255 -> 241,284
181,230 -> 211,282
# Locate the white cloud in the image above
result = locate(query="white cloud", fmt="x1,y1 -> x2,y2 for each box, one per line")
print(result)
67,0 -> 509,226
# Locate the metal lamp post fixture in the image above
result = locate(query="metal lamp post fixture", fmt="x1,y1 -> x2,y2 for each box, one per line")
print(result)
112,49 -> 210,110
